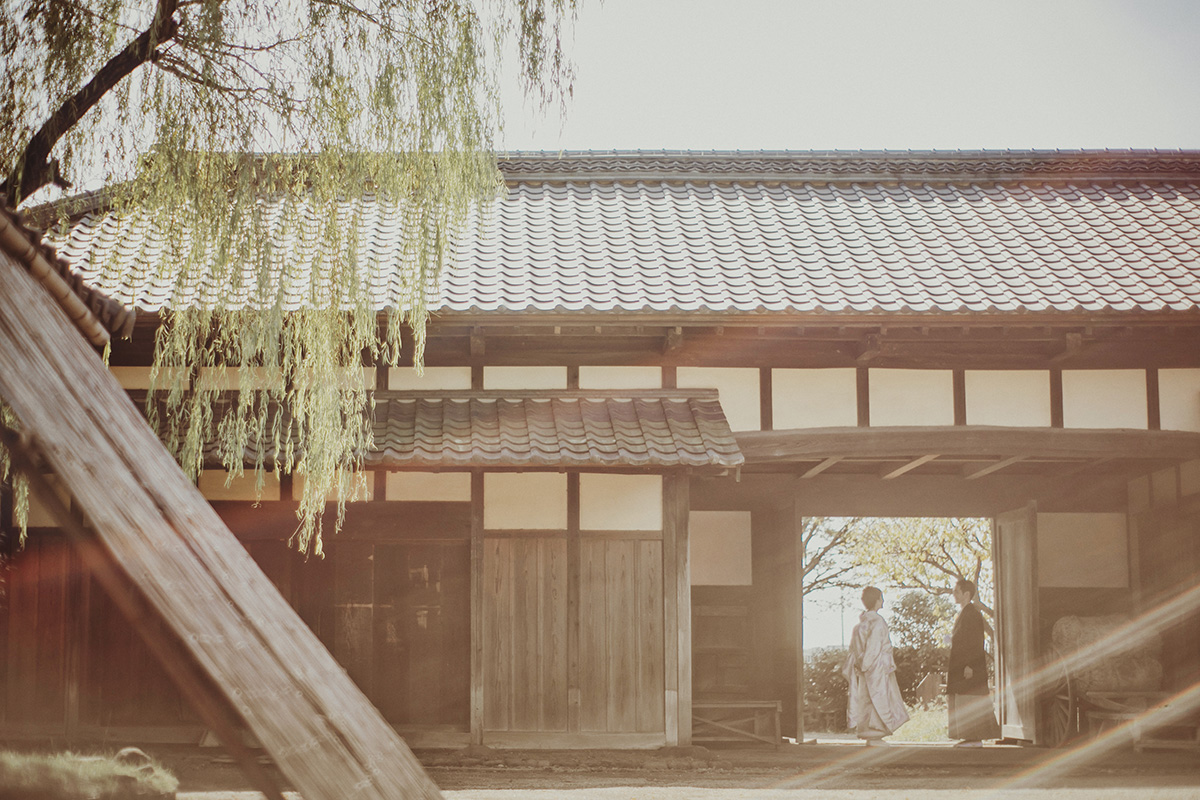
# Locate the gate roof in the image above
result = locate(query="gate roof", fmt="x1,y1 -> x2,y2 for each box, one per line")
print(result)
49,150 -> 1200,320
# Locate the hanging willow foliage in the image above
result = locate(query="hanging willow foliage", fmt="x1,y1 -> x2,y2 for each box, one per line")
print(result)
2,0 -> 577,553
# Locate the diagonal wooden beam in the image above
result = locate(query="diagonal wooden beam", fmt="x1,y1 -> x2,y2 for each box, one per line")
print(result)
801,456 -> 843,479
856,333 -> 882,364
963,455 -> 1026,480
880,453 -> 939,479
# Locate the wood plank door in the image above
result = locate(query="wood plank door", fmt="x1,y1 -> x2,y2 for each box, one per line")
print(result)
993,503 -> 1039,742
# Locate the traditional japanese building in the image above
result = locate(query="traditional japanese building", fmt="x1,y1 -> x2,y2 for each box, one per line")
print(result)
4,150 -> 1200,749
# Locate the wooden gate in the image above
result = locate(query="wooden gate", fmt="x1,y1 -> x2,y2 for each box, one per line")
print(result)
994,503 -> 1039,742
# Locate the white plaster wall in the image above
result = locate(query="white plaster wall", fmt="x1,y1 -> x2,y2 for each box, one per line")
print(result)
1158,369 -> 1200,432
110,366 -> 190,390
689,510 -> 752,586
291,471 -> 373,502
579,474 -> 662,530
677,367 -> 760,432
578,366 -> 662,390
386,471 -> 471,502
195,366 -> 307,391
771,368 -> 858,428
965,370 -> 1052,427
484,366 -> 567,390
484,472 -> 567,529
1062,370 -> 1146,429
389,366 -> 473,390
1037,513 -> 1128,588
199,469 -> 282,501
869,369 -> 954,426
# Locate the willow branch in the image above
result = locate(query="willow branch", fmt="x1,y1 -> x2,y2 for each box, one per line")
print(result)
4,0 -> 181,202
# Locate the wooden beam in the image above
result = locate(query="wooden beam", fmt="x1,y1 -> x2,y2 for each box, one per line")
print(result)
735,425 -> 1200,464
801,457 -> 842,479
1049,331 -> 1084,363
880,454 -> 939,479
856,333 -> 882,364
963,455 -> 1026,480
664,327 -> 683,354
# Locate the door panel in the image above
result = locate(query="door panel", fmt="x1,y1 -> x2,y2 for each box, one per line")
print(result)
994,503 -> 1039,742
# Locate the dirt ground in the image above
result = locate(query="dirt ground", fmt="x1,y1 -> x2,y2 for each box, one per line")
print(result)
164,738 -> 1200,799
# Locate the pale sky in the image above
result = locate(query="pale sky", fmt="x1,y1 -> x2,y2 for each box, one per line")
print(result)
501,0 -> 1200,153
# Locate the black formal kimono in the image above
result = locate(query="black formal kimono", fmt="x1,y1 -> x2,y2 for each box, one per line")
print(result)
946,600 -> 1000,741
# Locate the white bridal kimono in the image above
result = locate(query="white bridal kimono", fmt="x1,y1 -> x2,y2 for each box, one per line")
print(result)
842,609 -> 910,740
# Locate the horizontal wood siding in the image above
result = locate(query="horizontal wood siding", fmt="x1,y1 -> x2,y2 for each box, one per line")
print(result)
483,536 -> 569,731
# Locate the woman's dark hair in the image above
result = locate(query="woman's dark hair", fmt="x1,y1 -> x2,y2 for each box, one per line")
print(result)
861,586 -> 883,609
955,578 -> 977,599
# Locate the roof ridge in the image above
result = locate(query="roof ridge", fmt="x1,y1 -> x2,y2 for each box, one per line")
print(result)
497,149 -> 1200,183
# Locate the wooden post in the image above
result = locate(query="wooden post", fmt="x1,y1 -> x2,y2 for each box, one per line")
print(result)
794,497 -> 806,743
666,473 -> 692,744
470,471 -> 485,745
662,473 -> 680,745
567,473 -> 582,733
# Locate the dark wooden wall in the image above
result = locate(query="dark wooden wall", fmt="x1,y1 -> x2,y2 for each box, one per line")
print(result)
1132,498 -> 1200,691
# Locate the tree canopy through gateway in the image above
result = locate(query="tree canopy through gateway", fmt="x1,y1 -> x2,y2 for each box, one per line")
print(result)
1,0 -> 579,552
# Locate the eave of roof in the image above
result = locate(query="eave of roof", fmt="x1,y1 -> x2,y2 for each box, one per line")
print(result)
145,389 -> 745,471
0,201 -> 135,346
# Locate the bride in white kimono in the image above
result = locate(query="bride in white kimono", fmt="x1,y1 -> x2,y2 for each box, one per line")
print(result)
842,586 -> 910,745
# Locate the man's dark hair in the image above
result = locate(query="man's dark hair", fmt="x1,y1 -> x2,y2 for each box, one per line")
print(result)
955,578 -> 977,599
861,585 -> 883,609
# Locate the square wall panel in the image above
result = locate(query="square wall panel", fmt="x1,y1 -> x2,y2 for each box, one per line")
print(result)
484,472 -> 567,529
869,369 -> 954,426
291,471 -> 372,502
772,368 -> 858,429
389,366 -> 472,390
689,511 -> 752,586
199,469 -> 282,502
1062,370 -> 1147,429
578,366 -> 662,390
579,474 -> 662,530
677,367 -> 760,432
484,366 -> 567,390
386,471 -> 472,502
965,370 -> 1051,427
110,366 -> 190,390
1159,369 -> 1200,432
1037,513 -> 1128,588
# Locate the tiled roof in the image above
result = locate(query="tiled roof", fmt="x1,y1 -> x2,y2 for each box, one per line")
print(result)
167,390 -> 744,470
51,150 -> 1200,318
1,201 -> 135,345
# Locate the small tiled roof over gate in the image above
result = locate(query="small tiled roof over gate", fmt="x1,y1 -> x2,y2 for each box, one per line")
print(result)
53,150 -> 1200,318
368,391 -> 744,469
171,390 -> 744,471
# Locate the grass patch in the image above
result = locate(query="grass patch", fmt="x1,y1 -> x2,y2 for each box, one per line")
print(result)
887,700 -> 954,743
0,748 -> 178,800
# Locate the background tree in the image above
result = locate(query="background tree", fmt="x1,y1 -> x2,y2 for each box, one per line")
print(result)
847,517 -> 994,618
1,0 -> 578,552
800,515 -> 867,597
889,590 -> 955,702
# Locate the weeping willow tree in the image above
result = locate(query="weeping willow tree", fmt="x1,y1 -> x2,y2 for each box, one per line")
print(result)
1,0 -> 577,553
